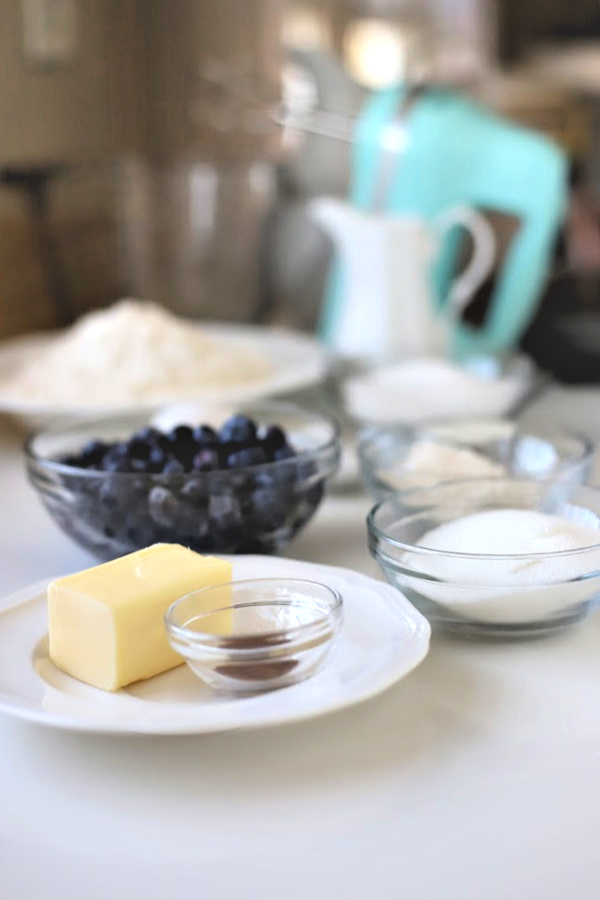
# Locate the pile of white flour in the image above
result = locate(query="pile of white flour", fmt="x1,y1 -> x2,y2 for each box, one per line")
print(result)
0,300 -> 272,407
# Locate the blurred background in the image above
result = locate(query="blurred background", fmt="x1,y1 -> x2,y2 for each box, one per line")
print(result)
2,0 -> 600,382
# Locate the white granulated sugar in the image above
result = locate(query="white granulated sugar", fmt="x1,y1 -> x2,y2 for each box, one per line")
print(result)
404,509 -> 600,623
343,357 -> 525,423
0,300 -> 272,407
380,439 -> 506,490
418,509 -> 600,563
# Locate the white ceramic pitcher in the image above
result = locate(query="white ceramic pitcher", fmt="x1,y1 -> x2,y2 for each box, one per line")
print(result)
308,197 -> 496,361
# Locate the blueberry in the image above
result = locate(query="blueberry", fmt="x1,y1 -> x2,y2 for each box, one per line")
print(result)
102,445 -> 132,472
129,476 -> 150,503
169,425 -> 194,445
219,415 -> 257,445
132,426 -> 161,445
167,427 -> 197,468
218,441 -> 238,467
148,486 -> 178,527
101,442 -> 126,460
102,457 -> 126,473
99,480 -> 120,510
162,459 -> 185,475
259,427 -> 288,462
98,474 -> 147,517
69,440 -> 109,469
72,472 -> 100,497
127,437 -> 152,462
261,425 -> 286,450
130,458 -> 152,473
305,482 -> 325,506
148,445 -> 167,472
174,501 -> 205,535
180,479 -> 208,507
81,439 -> 106,456
209,493 -> 242,522
255,463 -> 295,488
193,448 -> 220,472
157,432 -> 172,452
76,440 -> 108,469
191,534 -> 215,553
94,498 -> 128,534
179,455 -> 197,473
124,518 -> 157,549
208,494 -> 245,544
227,446 -> 267,469
273,444 -> 295,462
59,454 -> 82,468
296,458 -> 317,482
251,487 -> 289,530
192,425 -> 218,447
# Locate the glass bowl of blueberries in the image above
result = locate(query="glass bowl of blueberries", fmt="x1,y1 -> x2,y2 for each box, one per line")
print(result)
25,403 -> 340,560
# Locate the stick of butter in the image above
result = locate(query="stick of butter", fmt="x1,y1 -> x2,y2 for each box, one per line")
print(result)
48,543 -> 232,691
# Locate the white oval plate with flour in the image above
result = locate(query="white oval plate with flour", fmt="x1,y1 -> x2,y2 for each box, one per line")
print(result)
0,323 -> 330,430
0,556 -> 430,735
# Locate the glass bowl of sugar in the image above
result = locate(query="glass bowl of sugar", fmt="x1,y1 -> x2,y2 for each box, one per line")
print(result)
368,478 -> 600,638
358,418 -> 593,502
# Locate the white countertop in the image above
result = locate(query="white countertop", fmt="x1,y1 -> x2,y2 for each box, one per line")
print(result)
3,388 -> 600,900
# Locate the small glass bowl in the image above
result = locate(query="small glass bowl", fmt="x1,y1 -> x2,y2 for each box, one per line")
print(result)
358,418 -> 593,502
368,478 -> 600,639
165,578 -> 343,693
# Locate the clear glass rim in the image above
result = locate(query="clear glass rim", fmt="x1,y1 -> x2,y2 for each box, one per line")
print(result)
367,477 -> 600,561
24,401 -> 341,479
370,549 -> 600,589
164,577 -> 343,649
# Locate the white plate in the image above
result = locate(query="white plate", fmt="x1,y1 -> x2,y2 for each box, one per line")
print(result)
0,556 -> 430,735
0,323 -> 330,430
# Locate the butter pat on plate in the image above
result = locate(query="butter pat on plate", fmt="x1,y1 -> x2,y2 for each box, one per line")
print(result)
48,544 -> 232,691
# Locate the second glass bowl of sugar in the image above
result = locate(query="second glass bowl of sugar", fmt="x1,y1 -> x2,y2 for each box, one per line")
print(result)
368,478 -> 600,638
359,418 -> 594,501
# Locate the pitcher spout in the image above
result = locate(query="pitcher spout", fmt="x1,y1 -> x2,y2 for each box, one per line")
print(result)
306,196 -> 362,256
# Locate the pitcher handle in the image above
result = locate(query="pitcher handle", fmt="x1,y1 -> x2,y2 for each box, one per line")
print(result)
433,205 -> 496,317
